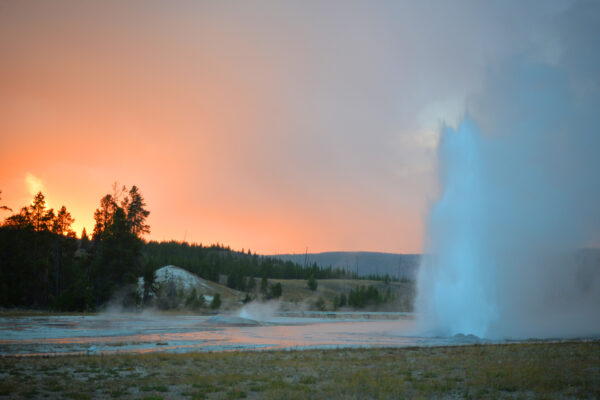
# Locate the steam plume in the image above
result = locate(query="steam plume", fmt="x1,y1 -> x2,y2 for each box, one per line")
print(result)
417,2 -> 600,339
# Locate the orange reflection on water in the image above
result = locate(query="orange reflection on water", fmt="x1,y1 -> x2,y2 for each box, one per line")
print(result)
0,317 -> 418,356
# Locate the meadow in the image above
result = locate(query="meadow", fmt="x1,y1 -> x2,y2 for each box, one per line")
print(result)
1,341 -> 598,399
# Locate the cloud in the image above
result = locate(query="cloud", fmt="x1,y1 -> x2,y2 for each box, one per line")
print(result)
25,173 -> 44,197
0,0 -> 588,253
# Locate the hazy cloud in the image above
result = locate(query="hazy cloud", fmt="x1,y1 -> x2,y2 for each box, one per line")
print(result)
0,0 -> 589,253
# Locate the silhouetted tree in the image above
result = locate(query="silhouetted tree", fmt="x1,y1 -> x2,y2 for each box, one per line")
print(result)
0,192 -> 79,308
90,185 -> 148,304
52,206 -> 75,237
0,190 -> 12,212
126,185 -> 150,236
3,207 -> 32,229
50,205 -> 76,297
80,228 -> 90,250
29,192 -> 54,232
92,194 -> 115,240
0,185 -> 154,311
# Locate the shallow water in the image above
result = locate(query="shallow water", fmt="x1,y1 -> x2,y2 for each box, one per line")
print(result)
0,313 -> 496,356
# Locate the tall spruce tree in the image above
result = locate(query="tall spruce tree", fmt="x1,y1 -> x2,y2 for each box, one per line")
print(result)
126,185 -> 150,237
90,185 -> 150,304
30,192 -> 54,232
52,206 -> 75,237
92,194 -> 116,240
80,228 -> 90,250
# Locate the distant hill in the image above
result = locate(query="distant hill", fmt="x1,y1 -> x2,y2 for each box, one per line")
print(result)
268,252 -> 421,280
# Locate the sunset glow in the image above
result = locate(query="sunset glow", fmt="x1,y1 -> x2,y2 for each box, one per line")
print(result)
0,2 -> 442,254
1,3 -> 600,396
1,1 -> 572,254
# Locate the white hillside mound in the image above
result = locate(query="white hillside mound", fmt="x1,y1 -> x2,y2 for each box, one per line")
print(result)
155,265 -> 211,292
138,265 -> 214,302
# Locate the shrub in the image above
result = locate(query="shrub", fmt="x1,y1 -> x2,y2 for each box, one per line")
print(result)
348,285 -> 383,308
185,288 -> 206,310
210,293 -> 221,309
269,282 -> 282,298
313,296 -> 326,311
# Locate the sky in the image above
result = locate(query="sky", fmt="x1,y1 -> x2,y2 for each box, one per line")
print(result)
0,0 -> 584,254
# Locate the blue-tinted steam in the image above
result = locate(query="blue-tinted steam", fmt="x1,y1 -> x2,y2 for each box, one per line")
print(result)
417,17 -> 600,338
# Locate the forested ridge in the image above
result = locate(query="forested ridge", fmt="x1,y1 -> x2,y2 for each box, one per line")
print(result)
143,241 -> 354,291
0,186 -> 372,311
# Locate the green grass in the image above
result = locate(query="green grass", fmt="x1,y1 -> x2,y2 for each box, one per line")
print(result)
0,341 -> 598,399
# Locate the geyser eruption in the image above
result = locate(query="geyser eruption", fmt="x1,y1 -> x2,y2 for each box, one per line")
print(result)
417,54 -> 600,338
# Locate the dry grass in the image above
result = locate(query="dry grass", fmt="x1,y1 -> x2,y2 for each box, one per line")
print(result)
0,278 -> 414,315
0,341 -> 598,399
272,278 -> 414,311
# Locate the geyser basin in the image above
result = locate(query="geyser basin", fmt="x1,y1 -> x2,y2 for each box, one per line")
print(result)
0,313 -> 510,356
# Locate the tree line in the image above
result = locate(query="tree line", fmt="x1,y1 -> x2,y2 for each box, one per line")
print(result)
142,241 -> 356,293
0,185 -> 151,310
0,185 -> 383,311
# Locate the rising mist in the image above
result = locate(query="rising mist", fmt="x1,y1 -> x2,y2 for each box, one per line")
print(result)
416,2 -> 600,339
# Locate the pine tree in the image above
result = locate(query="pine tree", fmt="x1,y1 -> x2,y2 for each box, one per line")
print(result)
52,206 -> 75,237
126,186 -> 150,237
247,276 -> 256,292
104,207 -> 138,283
210,293 -> 221,309
29,192 -> 53,232
142,262 -> 158,304
339,293 -> 347,307
270,282 -> 282,298
80,228 -> 90,250
92,194 -> 115,240
90,185 -> 148,303
260,276 -> 268,293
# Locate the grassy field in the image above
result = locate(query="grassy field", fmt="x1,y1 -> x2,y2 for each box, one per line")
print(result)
0,341 -> 598,399
270,278 -> 415,312
0,277 -> 416,315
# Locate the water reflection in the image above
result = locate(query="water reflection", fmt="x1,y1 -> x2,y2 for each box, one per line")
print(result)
0,313 -> 469,356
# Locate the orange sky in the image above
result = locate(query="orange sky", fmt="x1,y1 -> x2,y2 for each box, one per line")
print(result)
2,2 -> 594,258
5,2 -> 533,254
